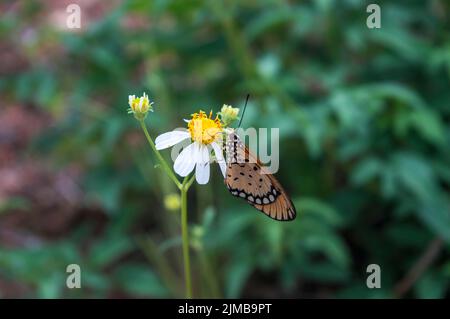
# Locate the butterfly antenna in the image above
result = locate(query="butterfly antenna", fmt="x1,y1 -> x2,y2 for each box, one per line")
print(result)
238,94 -> 250,128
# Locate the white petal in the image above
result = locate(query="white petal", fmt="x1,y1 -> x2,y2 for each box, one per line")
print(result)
211,142 -> 226,177
196,162 -> 210,185
195,145 -> 210,184
174,142 -> 197,177
155,130 -> 190,150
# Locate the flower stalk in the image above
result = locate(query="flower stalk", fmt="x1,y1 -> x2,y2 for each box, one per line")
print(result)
139,120 -> 182,190
181,176 -> 193,298
139,118 -> 193,298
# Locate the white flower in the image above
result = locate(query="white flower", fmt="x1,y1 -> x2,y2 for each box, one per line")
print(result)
155,111 -> 226,185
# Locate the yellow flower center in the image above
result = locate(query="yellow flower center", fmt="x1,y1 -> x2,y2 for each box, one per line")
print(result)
188,111 -> 222,145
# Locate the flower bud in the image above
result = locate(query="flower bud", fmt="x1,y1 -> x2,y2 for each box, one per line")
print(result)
218,104 -> 239,126
164,193 -> 181,211
128,92 -> 153,120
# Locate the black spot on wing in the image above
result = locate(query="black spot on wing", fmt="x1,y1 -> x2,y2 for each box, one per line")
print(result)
226,184 -> 281,206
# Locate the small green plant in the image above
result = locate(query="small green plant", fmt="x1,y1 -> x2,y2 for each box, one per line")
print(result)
128,94 -> 239,298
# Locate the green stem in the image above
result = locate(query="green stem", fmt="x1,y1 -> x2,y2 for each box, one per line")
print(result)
181,177 -> 193,298
138,119 -> 194,298
137,236 -> 181,296
139,120 -> 182,190
185,174 -> 196,190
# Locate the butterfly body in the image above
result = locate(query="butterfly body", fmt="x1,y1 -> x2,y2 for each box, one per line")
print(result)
224,131 -> 296,221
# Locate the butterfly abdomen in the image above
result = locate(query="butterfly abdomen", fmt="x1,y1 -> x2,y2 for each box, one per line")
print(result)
225,132 -> 247,164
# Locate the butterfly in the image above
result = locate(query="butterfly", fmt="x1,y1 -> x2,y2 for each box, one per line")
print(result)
223,130 -> 297,221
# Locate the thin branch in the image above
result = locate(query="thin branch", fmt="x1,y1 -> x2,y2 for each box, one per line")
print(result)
139,120 -> 182,190
394,237 -> 444,298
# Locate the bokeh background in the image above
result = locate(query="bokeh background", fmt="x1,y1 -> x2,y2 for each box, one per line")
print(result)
1,0 -> 449,298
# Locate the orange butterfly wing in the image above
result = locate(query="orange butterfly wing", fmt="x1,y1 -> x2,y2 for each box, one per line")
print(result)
224,132 -> 296,221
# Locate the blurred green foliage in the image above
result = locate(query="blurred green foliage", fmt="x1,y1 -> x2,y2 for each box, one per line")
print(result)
0,0 -> 449,298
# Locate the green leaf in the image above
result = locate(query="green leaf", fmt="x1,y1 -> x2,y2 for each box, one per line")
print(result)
90,237 -> 133,268
351,158 -> 382,185
114,264 -> 168,297
37,273 -> 63,299
302,229 -> 351,269
417,198 -> 450,243
294,197 -> 343,226
299,260 -> 349,283
415,272 -> 447,299
224,259 -> 252,298
392,153 -> 436,200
